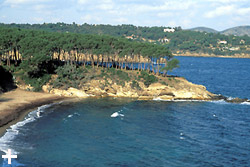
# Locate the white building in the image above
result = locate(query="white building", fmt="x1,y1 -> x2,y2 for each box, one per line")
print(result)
240,39 -> 245,44
218,40 -> 227,44
163,28 -> 175,33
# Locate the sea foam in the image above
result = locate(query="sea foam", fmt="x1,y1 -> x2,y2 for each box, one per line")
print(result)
209,99 -> 229,105
241,101 -> 250,105
153,97 -> 205,102
111,110 -> 124,118
0,102 -> 61,154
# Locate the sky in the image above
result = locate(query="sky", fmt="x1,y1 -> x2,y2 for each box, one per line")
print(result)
0,0 -> 249,31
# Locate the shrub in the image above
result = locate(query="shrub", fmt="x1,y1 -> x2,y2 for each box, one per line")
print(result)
53,64 -> 85,89
131,80 -> 141,90
139,71 -> 158,87
21,74 -> 51,91
160,58 -> 180,76
116,70 -> 130,81
160,81 -> 168,86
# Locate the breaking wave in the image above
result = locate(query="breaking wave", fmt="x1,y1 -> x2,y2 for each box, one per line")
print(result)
0,102 -> 62,155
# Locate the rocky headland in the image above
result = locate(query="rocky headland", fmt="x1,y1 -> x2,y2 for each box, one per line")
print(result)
42,73 -> 218,101
40,68 -> 249,103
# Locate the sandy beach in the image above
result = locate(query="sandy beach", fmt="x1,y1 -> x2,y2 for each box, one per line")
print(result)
0,89 -> 67,135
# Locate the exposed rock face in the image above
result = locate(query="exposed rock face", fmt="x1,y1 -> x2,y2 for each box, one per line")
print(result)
42,86 -> 89,98
42,76 -> 217,101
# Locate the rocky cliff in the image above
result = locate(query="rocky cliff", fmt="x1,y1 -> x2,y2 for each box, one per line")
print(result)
42,74 -> 217,101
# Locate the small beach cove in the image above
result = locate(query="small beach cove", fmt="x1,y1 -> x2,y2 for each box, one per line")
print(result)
0,89 -> 67,136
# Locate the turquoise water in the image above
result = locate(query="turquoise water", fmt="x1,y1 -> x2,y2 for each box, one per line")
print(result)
1,56 -> 250,167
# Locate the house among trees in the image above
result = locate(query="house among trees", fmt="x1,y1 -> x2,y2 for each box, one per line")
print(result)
163,28 -> 175,33
125,36 -> 134,39
240,39 -> 245,44
218,40 -> 227,44
158,38 -> 170,43
125,34 -> 137,39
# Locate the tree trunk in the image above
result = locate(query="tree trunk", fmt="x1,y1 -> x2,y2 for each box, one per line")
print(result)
116,56 -> 118,69
157,59 -> 160,76
147,59 -> 151,72
101,54 -> 104,69
0,53 -> 2,66
7,54 -> 10,67
14,47 -> 18,65
107,55 -> 109,68
69,51 -> 72,66
111,55 -> 114,68
96,54 -> 99,68
138,57 -> 140,71
91,54 -> 95,68
121,59 -> 124,70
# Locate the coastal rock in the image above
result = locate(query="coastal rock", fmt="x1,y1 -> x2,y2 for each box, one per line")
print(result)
41,73 -> 219,101
42,85 -> 89,98
158,95 -> 174,100
226,97 -> 249,103
147,83 -> 168,90
138,96 -> 154,100
105,88 -> 117,95
158,90 -> 175,96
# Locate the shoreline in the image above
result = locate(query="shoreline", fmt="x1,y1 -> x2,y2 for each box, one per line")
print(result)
174,53 -> 250,59
1,84 -> 248,137
0,84 -> 214,137
0,89 -> 68,137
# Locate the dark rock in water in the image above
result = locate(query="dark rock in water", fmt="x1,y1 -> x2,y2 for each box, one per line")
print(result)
212,94 -> 227,100
226,97 -> 248,103
211,94 -> 249,103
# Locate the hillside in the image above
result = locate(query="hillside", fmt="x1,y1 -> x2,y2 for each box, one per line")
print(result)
1,23 -> 250,57
221,26 -> 250,37
189,27 -> 218,33
0,27 -> 177,91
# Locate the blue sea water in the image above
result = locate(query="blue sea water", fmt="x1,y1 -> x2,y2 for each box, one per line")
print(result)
0,56 -> 250,167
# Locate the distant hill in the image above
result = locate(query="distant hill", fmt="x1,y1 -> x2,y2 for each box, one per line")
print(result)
189,26 -> 250,36
189,27 -> 218,33
221,26 -> 250,36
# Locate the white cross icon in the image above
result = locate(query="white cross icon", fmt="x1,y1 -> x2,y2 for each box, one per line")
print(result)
2,149 -> 17,164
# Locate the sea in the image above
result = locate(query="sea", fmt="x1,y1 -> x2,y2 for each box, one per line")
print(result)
0,56 -> 250,167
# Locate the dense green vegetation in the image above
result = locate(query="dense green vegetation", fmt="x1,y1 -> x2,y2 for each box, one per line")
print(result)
53,64 -> 86,89
0,23 -> 180,40
51,65 -> 161,90
138,71 -> 158,87
1,23 -> 249,56
160,59 -> 180,76
0,27 -> 177,91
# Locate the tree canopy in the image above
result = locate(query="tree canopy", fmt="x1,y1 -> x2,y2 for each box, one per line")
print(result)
0,27 -> 177,91
1,22 -> 249,56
